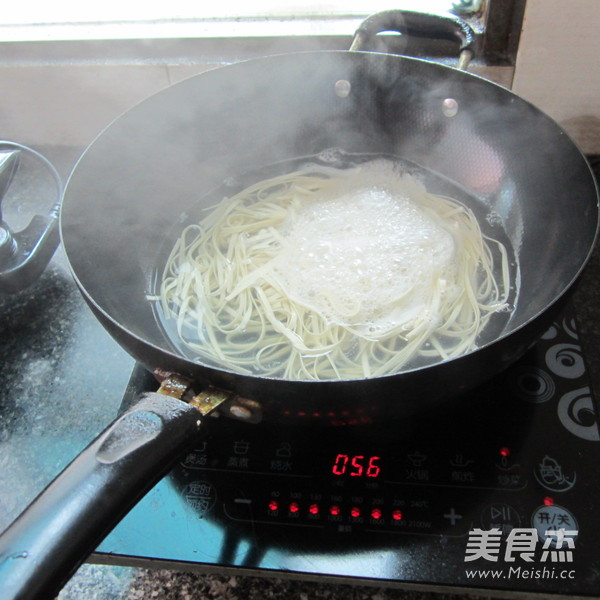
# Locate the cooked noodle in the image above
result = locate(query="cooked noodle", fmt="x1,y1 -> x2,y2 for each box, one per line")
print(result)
156,160 -> 510,380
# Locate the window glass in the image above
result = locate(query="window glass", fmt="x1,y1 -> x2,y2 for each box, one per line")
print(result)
1,1 -> 482,26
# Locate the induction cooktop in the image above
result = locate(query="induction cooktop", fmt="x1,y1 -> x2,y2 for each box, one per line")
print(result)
94,306 -> 600,596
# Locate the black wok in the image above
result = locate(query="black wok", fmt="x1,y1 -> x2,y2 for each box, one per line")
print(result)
0,10 -> 598,600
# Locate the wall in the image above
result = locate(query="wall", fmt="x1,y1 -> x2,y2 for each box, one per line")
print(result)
512,0 -> 600,154
0,3 -> 598,153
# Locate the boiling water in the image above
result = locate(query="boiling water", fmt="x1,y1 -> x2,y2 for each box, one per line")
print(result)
151,151 -> 519,379
270,161 -> 458,338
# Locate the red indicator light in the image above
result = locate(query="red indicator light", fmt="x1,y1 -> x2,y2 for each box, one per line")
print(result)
544,496 -> 554,506
329,505 -> 341,516
268,500 -> 279,512
350,507 -> 361,518
392,509 -> 403,521
289,502 -> 300,513
500,447 -> 510,458
371,508 -> 383,520
309,503 -> 320,515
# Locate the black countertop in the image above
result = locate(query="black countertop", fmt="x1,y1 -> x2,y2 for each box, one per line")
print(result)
0,148 -> 598,600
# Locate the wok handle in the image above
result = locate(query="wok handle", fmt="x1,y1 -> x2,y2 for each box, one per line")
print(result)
350,9 -> 475,69
0,392 -> 206,600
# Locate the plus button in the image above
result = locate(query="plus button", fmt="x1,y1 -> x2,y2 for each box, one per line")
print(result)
444,507 -> 463,526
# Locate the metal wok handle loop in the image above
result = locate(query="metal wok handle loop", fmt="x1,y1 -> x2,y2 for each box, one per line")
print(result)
350,9 -> 475,70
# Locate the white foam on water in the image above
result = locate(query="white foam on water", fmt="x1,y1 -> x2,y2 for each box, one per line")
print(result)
273,161 -> 457,336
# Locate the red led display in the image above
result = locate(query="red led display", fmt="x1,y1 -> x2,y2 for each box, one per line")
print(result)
309,503 -> 320,515
392,509 -> 403,521
329,505 -> 341,516
268,500 -> 279,512
500,447 -> 511,458
350,507 -> 362,518
544,496 -> 555,506
289,502 -> 300,513
331,454 -> 381,477
371,508 -> 383,520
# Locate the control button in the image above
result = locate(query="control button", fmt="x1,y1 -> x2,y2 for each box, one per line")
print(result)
534,455 -> 576,492
275,442 -> 292,458
495,448 -> 525,489
481,503 -> 521,533
233,440 -> 250,455
443,507 -> 463,526
407,450 -> 427,467
404,451 -> 430,482
450,470 -> 476,484
447,452 -> 477,486
226,455 -> 250,469
181,450 -> 208,469
496,447 -> 521,472
183,480 -> 216,517
269,458 -> 293,473
405,467 -> 430,482
450,454 -> 475,468
531,504 -> 578,542
496,471 -> 525,489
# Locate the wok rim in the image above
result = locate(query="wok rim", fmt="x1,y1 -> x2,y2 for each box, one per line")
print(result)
59,49 -> 600,387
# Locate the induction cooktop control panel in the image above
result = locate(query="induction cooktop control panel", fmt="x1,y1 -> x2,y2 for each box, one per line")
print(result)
171,409 -> 579,542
